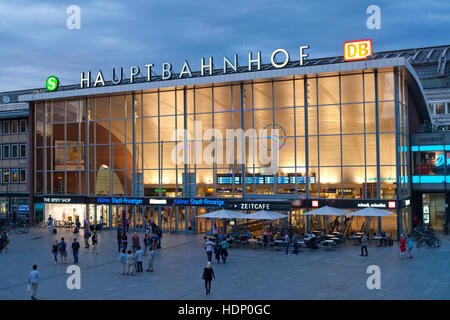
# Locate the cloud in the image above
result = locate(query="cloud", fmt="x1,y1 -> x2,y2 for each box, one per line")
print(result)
0,0 -> 448,92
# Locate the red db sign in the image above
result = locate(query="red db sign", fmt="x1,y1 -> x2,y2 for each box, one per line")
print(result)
344,39 -> 372,61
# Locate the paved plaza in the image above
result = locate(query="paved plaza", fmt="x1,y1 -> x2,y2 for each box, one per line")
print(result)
0,228 -> 449,300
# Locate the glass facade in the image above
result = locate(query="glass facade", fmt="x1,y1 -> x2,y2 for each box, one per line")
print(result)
34,66 -> 413,235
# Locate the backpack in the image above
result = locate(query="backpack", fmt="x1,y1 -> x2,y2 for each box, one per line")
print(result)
58,242 -> 66,252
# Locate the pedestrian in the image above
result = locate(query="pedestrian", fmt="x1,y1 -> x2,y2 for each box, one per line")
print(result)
143,234 -> 151,256
28,264 -> 40,300
214,240 -> 221,264
75,216 -> 81,230
407,234 -> 414,259
360,232 -> 368,256
135,246 -> 144,273
132,232 -> 140,249
119,249 -> 127,275
72,238 -> 80,264
292,232 -> 299,254
204,237 -> 214,262
48,215 -> 53,233
91,231 -> 98,254
122,232 -> 128,251
126,250 -> 135,275
51,240 -> 58,264
0,233 -> 4,255
84,217 -> 89,230
84,228 -> 91,249
126,220 -> 130,232
2,232 -> 9,253
99,216 -> 103,231
202,262 -> 215,295
58,238 -> 67,264
212,224 -> 219,239
146,245 -> 156,272
285,232 -> 290,255
117,229 -> 123,253
220,238 -> 229,263
145,221 -> 151,234
400,233 -> 407,259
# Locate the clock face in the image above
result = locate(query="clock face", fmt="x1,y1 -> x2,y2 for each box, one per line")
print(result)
261,123 -> 287,151
2,95 -> 11,104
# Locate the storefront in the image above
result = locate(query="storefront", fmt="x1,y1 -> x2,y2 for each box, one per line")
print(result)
17,44 -> 430,238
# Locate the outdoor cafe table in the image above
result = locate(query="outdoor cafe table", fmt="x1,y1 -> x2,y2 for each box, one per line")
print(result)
373,236 -> 388,247
274,240 -> 284,248
322,240 -> 336,249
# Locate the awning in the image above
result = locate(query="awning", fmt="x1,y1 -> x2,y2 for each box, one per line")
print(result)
303,205 -> 348,216
196,209 -> 247,219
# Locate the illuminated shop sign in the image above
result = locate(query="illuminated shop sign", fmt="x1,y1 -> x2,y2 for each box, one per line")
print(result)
309,199 -> 396,209
97,197 -> 144,205
43,197 -> 73,203
79,46 -> 310,89
344,39 -> 372,61
435,154 -> 450,167
172,198 -> 225,207
226,201 -> 291,211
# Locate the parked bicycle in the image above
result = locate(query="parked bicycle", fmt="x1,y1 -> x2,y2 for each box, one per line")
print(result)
412,225 -> 440,249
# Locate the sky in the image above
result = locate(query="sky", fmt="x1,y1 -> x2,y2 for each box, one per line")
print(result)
0,0 -> 449,92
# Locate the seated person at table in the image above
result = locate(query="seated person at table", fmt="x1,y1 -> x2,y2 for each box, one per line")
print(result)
263,233 -> 268,247
266,231 -> 273,240
241,230 -> 251,240
308,237 -> 319,249
232,230 -> 240,239
273,232 -> 281,240
218,232 -> 226,241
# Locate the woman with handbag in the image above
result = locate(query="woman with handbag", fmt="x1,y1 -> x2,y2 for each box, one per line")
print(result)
202,262 -> 215,295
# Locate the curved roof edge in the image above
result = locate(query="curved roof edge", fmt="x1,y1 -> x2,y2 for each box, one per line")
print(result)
18,57 -> 429,121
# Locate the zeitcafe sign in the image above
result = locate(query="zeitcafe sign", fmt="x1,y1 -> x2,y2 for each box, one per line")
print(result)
79,46 -> 310,89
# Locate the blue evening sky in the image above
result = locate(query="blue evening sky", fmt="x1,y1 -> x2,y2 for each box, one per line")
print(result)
0,0 -> 448,91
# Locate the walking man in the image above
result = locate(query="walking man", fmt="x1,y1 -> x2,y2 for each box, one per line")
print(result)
220,238 -> 229,263
135,246 -> 144,273
285,232 -> 290,255
58,238 -> 67,264
48,215 -> 53,233
202,262 -> 215,295
72,238 -> 80,264
360,232 -> 368,257
146,245 -> 156,272
91,231 -> 98,254
28,264 -> 40,300
204,237 -> 215,262
84,228 -> 90,249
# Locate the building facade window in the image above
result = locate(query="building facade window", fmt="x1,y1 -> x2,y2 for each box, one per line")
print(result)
11,144 -> 18,158
11,169 -> 18,183
20,144 -> 26,158
3,169 -> 10,183
3,145 -> 10,159
11,120 -> 18,134
3,120 -> 10,135
20,119 -> 27,133
20,169 -> 27,183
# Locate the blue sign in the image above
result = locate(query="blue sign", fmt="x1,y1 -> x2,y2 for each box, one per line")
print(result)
18,205 -> 29,213
435,154 -> 450,168
97,197 -> 143,205
173,198 -> 224,207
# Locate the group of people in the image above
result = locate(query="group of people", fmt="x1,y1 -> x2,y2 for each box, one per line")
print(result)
118,231 -> 157,275
51,233 -> 98,265
359,232 -> 414,258
0,232 -> 9,255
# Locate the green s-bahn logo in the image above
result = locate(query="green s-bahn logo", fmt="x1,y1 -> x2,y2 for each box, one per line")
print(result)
46,76 -> 59,91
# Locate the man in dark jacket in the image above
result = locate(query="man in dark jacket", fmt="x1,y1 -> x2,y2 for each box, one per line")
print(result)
202,262 -> 215,295
72,238 -> 80,263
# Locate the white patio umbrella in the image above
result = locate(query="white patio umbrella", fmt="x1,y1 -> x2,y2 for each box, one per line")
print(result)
244,210 -> 288,235
302,206 -> 349,234
346,207 -> 393,236
245,210 -> 288,220
196,209 -> 247,219
346,207 -> 393,217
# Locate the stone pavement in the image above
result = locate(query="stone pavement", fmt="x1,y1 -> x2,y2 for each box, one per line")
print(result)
0,228 -> 449,300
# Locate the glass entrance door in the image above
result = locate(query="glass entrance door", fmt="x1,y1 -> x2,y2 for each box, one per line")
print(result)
423,193 -> 445,230
96,205 -> 110,229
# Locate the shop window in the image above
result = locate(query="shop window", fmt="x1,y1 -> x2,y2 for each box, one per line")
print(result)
3,169 -> 10,183
435,102 -> 446,115
11,120 -> 18,134
20,144 -> 26,158
3,145 -> 10,159
11,144 -> 18,158
3,120 -> 10,135
20,169 -> 27,184
20,119 -> 27,134
11,169 -> 18,183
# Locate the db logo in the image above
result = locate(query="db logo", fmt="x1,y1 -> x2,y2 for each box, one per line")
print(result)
344,39 -> 372,61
